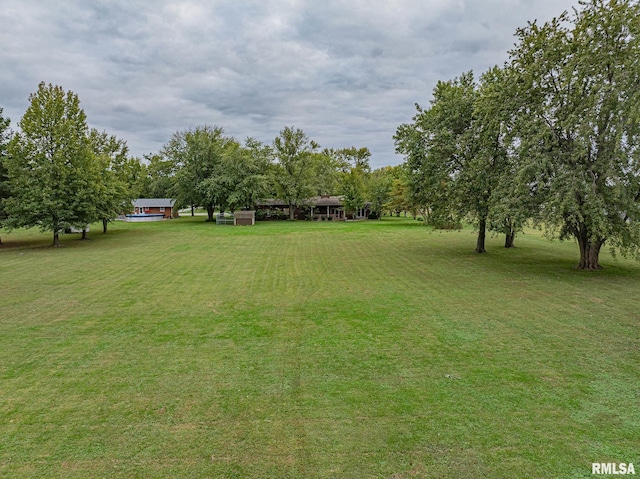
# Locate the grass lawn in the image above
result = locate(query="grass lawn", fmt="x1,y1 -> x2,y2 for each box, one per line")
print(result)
1,217 -> 638,478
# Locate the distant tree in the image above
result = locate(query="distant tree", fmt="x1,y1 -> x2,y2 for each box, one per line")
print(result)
4,83 -> 95,246
314,150 -> 343,195
474,66 -> 528,248
340,167 -> 366,219
0,108 -> 11,244
195,137 -> 243,216
385,177 -> 412,217
396,101 -> 459,228
366,167 -> 394,219
455,69 -> 519,252
89,129 -> 133,234
328,146 -> 372,173
272,126 -> 320,220
397,70 -> 517,248
509,0 -> 640,269
142,153 -> 176,199
119,156 -> 147,199
397,73 -> 481,240
164,125 -> 233,221
226,138 -> 272,210
316,147 -> 372,197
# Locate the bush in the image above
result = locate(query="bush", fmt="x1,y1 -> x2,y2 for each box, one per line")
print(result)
327,216 -> 333,221
368,212 -> 379,220
275,211 -> 289,221
428,218 -> 462,230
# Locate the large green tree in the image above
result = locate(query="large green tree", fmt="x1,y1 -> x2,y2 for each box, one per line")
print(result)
475,66 -> 532,248
396,74 -> 476,234
385,176 -> 413,217
366,166 -> 394,219
89,129 -> 133,234
397,69 -> 528,250
140,153 -> 176,200
340,167 -> 367,219
272,126 -> 320,220
333,147 -> 372,218
458,68 -> 519,251
0,108 -> 11,245
4,83 -> 96,246
509,0 -> 640,269
164,125 -> 234,221
226,138 -> 272,211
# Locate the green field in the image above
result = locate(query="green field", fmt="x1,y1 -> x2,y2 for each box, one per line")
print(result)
1,217 -> 638,478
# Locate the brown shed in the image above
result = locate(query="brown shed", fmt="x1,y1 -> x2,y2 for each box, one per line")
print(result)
234,210 -> 255,226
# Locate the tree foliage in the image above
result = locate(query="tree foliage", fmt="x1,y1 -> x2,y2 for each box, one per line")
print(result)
385,176 -> 413,217
138,153 -> 176,200
0,108 -> 11,244
509,0 -> 640,268
340,167 -> 366,219
166,127 -> 273,219
226,138 -> 272,210
366,166 -> 394,219
4,83 -> 96,246
89,129 -> 133,234
272,126 -> 320,220
395,74 -> 476,232
164,125 -> 234,221
397,0 -> 640,266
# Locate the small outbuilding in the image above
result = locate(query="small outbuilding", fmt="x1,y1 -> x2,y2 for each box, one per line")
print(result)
234,210 -> 256,226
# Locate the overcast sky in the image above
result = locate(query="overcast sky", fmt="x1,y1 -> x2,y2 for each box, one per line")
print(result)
1,0 -> 577,168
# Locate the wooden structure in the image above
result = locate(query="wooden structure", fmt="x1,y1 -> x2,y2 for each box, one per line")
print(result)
234,211 -> 255,226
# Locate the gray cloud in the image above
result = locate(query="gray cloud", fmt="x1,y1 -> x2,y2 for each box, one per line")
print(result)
1,0 -> 577,167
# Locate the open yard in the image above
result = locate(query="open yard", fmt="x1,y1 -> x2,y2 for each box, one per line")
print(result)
1,217 -> 638,478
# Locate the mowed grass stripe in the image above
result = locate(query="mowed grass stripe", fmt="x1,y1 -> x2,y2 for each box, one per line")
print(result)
1,217 -> 639,478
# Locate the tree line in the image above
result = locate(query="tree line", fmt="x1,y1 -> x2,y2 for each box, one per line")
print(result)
0,84 -> 406,246
3,0 -> 637,270
395,0 -> 640,269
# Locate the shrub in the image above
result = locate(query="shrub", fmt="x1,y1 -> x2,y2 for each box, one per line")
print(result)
428,218 -> 462,230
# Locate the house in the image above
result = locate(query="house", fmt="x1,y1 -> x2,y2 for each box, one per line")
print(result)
256,195 -> 370,220
131,198 -> 178,219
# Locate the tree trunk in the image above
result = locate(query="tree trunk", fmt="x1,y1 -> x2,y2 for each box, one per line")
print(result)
206,204 -> 215,222
103,219 -> 108,234
191,204 -> 195,217
504,232 -> 515,248
475,218 -> 487,253
81,228 -> 89,240
52,231 -> 60,247
289,204 -> 295,220
577,233 -> 604,270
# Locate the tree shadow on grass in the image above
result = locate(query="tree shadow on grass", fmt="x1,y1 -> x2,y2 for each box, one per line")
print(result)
403,234 -> 640,281
0,224 -> 140,252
